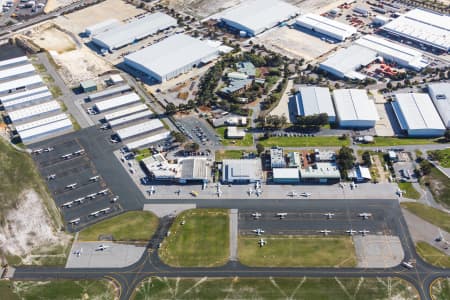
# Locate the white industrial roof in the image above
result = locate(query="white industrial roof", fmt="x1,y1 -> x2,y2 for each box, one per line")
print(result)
295,13 -> 356,40
15,113 -> 68,132
220,0 -> 299,35
103,103 -> 148,121
319,45 -> 378,79
428,83 -> 450,128
126,130 -> 171,150
92,12 -> 177,50
333,89 -> 379,122
108,110 -> 152,127
355,35 -> 428,70
125,34 -> 219,79
0,63 -> 35,81
0,56 -> 28,69
0,75 -> 43,94
300,162 -> 340,179
296,87 -> 335,118
18,118 -> 72,142
381,8 -> 450,51
88,85 -> 131,101
227,126 -> 246,138
0,85 -> 48,103
273,168 -> 299,179
8,100 -> 60,122
116,119 -> 164,140
85,18 -> 119,36
392,93 -> 445,131
222,159 -> 262,182
94,92 -> 140,112
3,91 -> 52,109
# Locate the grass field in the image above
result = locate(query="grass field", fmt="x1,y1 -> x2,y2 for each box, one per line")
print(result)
415,242 -> 450,268
401,202 -> 450,233
0,279 -> 116,300
430,148 -> 450,168
398,182 -> 421,200
133,277 -> 418,300
431,277 -> 450,300
216,127 -> 253,146
159,209 -> 229,267
238,236 -> 357,267
78,211 -> 159,242
258,136 -> 349,147
421,166 -> 450,207
360,137 -> 442,147
214,150 -> 247,161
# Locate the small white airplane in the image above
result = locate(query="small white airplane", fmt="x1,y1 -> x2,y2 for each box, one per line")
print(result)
69,218 -> 80,225
324,212 -> 335,219
65,183 -> 77,190
61,153 -> 72,159
110,138 -> 119,144
74,197 -> 84,204
95,244 -> 111,251
276,213 -> 287,219
402,261 -> 414,269
97,189 -> 109,195
251,212 -> 261,219
319,229 -> 331,236
255,188 -> 262,197
85,193 -> 96,200
287,191 -> 298,197
147,186 -> 156,195
346,229 -> 357,236
44,147 -> 54,152
359,229 -> 370,236
99,207 -> 111,214
258,238 -> 266,247
215,189 -> 222,197
300,192 -> 312,197
396,189 -> 405,197
255,181 -> 261,189
61,201 -> 74,208
176,189 -> 181,196
73,248 -> 83,257
100,124 -> 109,130
47,174 -> 56,180
32,148 -> 43,154
252,228 -> 265,236
359,212 -> 372,220
247,187 -> 254,196
73,149 -> 85,155
89,176 -> 100,182
90,210 -> 101,217
111,196 -> 119,203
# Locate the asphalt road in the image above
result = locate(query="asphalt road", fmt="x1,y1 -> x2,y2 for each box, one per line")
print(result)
12,199 -> 450,300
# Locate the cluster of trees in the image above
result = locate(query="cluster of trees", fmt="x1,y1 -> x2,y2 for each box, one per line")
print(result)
243,52 -> 284,68
171,131 -> 186,143
361,151 -> 372,167
336,146 -> 355,172
295,113 -> 328,127
261,79 -> 287,110
257,115 -> 287,129
184,142 -> 200,152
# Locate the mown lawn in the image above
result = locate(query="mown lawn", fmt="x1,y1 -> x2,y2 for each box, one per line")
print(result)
398,182 -> 421,200
421,166 -> 450,207
430,148 -> 450,168
360,137 -> 443,147
78,211 -> 159,241
159,209 -> 229,267
214,150 -> 247,161
216,127 -> 253,146
239,235 -> 357,267
416,242 -> 450,268
258,136 -> 349,147
401,202 -> 450,233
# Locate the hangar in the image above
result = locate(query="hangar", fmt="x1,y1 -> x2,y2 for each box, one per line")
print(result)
18,118 -> 72,144
333,89 -> 378,128
124,34 -> 219,82
219,0 -> 299,36
295,87 -> 336,123
7,100 -> 61,123
381,8 -> 450,52
221,159 -> 262,184
295,13 -> 356,41
126,130 -> 171,150
392,93 -> 445,137
428,83 -> 450,128
92,12 -> 177,51
115,119 -> 164,140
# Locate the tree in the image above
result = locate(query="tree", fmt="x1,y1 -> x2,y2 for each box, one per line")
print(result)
362,151 -> 372,167
256,143 -> 264,155
165,103 -> 177,115
337,146 -> 355,170
184,142 -> 200,152
419,160 -> 432,176
171,131 -> 186,143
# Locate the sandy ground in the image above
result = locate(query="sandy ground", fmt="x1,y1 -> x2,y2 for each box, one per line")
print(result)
269,79 -> 293,122
44,0 -> 77,13
0,190 -> 71,264
254,27 -> 336,61
54,0 -> 142,34
50,48 -> 113,86
28,24 -> 77,54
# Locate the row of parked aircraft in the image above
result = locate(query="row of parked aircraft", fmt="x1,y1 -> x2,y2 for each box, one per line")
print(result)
251,212 -> 372,220
32,147 -> 54,154
61,149 -> 85,160
286,191 -> 312,197
252,227 -> 370,236
61,189 -> 111,208
73,244 -> 112,257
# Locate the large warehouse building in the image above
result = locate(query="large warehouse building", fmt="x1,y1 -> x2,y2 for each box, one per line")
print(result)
221,159 -> 263,184
295,13 -> 356,41
92,12 -> 177,51
219,0 -> 299,36
381,8 -> 450,52
428,83 -> 450,128
295,87 -> 336,123
392,93 -> 445,137
124,34 -> 219,82
333,89 -> 378,128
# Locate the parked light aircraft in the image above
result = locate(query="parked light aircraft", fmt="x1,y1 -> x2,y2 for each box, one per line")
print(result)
359,213 -> 372,219
69,218 -> 80,225
324,212 -> 335,219
47,174 -> 56,180
61,153 -> 72,159
73,248 -> 83,257
89,176 -> 100,182
251,212 -> 261,219
74,198 -> 84,204
346,229 -> 357,235
98,189 -> 109,195
44,147 -> 54,152
247,187 -> 253,196
65,183 -> 77,189
287,191 -> 298,197
276,213 -> 287,219
258,238 -> 266,247
300,192 -> 312,197
73,149 -> 85,155
32,148 -> 43,154
95,244 -> 111,251
252,228 -> 265,236
85,193 -> 96,200
319,230 -> 331,236
359,229 -> 370,236
61,201 -> 73,208
255,188 -> 262,197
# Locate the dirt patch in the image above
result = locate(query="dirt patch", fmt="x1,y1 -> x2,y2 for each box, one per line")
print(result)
44,0 -> 77,13
0,190 -> 71,265
28,24 -> 77,54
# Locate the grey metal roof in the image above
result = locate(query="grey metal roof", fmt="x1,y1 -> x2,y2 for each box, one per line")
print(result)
92,12 -> 177,50
125,34 -> 219,79
333,89 -> 379,122
296,87 -> 335,118
428,83 -> 450,128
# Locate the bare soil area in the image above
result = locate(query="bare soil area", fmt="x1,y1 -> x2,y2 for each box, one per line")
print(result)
28,24 -> 77,54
